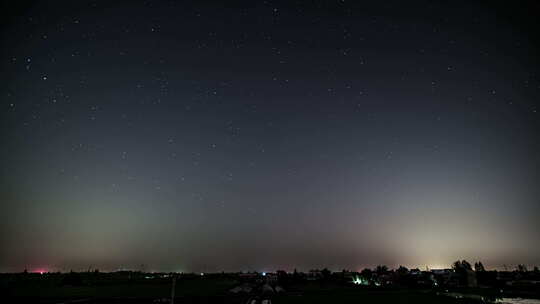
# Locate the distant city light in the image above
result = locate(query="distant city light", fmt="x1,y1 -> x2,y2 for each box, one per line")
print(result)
200,272 -> 204,276
34,268 -> 47,275
352,276 -> 368,285
262,272 -> 266,276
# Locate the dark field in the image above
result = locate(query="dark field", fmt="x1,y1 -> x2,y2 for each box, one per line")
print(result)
2,273 -> 489,304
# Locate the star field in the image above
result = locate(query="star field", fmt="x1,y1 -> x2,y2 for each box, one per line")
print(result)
1,0 -> 539,273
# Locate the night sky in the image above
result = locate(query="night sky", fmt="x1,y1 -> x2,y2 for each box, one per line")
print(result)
1,1 -> 539,273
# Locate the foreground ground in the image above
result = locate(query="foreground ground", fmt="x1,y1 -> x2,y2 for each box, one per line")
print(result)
2,274 -> 498,304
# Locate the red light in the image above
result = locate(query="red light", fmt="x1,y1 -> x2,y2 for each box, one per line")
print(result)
33,268 -> 47,274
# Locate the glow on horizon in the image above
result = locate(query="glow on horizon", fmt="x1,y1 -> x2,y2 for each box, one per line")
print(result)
33,268 -> 48,274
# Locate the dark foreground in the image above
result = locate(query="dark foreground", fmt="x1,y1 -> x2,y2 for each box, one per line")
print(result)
2,286 -> 485,304
4,273 -> 535,304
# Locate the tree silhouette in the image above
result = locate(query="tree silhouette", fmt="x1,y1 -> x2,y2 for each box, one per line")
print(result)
321,268 -> 331,281
396,265 -> 409,275
453,260 -> 472,271
474,261 -> 485,272
375,265 -> 389,275
452,260 -> 475,286
517,264 -> 528,272
361,268 -> 372,277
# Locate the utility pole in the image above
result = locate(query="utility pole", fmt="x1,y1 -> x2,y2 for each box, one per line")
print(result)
171,275 -> 176,304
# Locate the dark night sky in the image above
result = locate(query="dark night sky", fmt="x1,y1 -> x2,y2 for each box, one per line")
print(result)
1,0 -> 539,273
